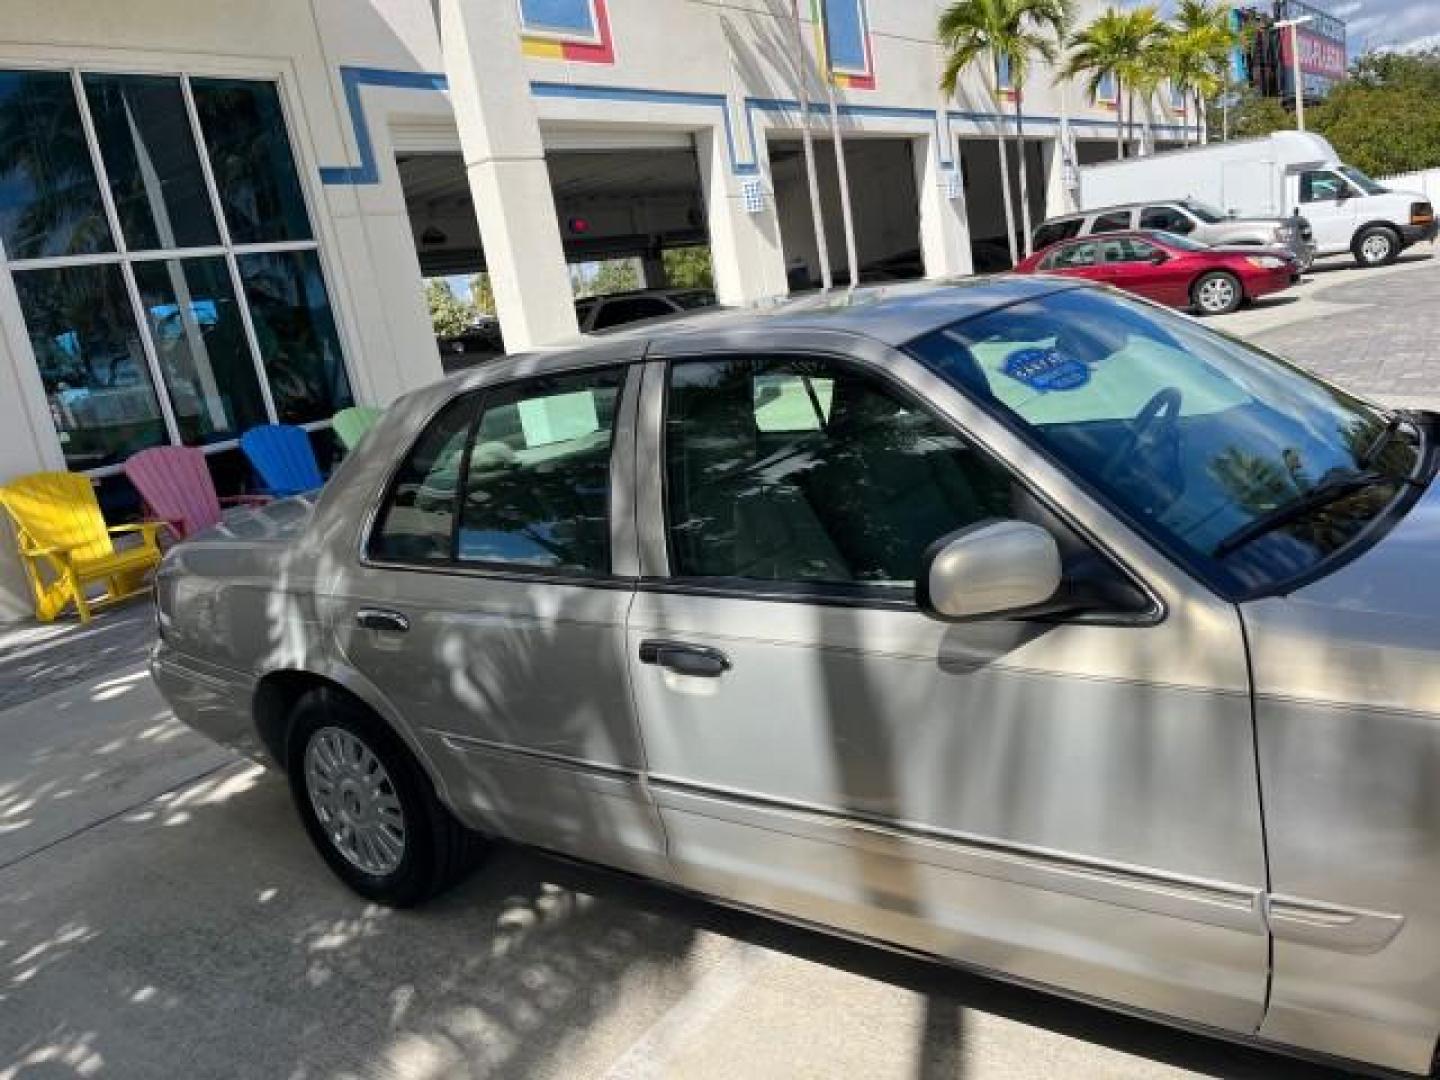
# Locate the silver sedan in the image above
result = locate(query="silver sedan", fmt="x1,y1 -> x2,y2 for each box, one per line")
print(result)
152,277 -> 1439,1076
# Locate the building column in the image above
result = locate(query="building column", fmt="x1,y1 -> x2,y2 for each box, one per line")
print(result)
696,123 -> 788,307
437,0 -> 577,350
916,130 -> 974,279
1043,135 -> 1075,219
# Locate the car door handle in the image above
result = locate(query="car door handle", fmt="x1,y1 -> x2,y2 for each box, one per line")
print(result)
355,608 -> 410,634
638,639 -> 731,678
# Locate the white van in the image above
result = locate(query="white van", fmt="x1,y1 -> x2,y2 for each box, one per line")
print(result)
1079,132 -> 1436,267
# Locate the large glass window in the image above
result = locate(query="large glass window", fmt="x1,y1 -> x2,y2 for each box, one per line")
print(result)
237,250 -> 351,424
665,356 -> 1016,589
133,257 -> 268,443
191,79 -> 312,245
12,265 -> 165,469
0,68 -> 353,473
0,71 -> 112,259
82,74 -> 218,251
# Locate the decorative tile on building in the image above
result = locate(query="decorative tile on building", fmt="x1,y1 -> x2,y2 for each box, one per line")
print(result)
520,0 -> 616,64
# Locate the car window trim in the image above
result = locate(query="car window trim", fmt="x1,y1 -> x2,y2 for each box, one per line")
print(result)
358,362 -> 638,584
649,346 -> 1162,625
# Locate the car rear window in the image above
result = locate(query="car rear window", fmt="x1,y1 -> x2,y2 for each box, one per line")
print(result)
1090,210 -> 1133,234
1032,218 -> 1083,251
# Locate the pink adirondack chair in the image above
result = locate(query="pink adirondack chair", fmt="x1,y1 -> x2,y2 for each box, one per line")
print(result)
123,446 -> 267,540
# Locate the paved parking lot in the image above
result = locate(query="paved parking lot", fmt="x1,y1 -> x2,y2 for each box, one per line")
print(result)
8,254 -> 1435,1080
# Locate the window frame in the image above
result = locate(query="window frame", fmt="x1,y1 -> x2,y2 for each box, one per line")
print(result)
360,362 -> 636,587
0,63 -> 357,477
650,347 -> 1137,614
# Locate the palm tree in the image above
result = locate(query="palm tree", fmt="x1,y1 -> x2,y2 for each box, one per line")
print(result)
1171,0 -> 1242,144
1063,6 -> 1166,160
939,0 -> 1074,265
1128,16 -> 1174,154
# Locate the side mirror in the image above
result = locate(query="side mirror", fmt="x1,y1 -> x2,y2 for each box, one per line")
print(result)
918,520 -> 1062,622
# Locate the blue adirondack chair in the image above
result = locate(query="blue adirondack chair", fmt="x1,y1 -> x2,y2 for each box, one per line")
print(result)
239,424 -> 325,498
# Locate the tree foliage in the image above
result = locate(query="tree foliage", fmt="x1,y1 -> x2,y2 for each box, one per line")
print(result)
1208,84 -> 1293,141
662,246 -> 715,289
424,278 -> 473,337
1309,51 -> 1440,176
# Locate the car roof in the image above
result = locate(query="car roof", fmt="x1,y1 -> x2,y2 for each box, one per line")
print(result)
1043,200 -> 1194,224
453,276 -> 1088,390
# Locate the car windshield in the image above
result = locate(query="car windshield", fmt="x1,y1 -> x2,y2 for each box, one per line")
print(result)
1339,164 -> 1388,195
906,287 -> 1423,596
1181,199 -> 1227,223
1152,230 -> 1210,251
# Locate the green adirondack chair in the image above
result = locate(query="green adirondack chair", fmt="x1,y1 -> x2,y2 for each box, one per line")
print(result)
332,406 -> 383,453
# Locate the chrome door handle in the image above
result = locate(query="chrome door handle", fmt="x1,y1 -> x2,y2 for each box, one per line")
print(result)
638,639 -> 731,678
356,608 -> 410,634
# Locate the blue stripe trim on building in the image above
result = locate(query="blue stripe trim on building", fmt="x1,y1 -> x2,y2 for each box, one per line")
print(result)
319,67 -> 449,185
318,65 -> 1189,187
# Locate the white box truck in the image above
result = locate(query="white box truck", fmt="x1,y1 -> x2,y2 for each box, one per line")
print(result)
1079,132 -> 1437,267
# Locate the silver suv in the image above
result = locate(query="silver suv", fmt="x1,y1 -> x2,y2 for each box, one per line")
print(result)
1034,199 -> 1315,270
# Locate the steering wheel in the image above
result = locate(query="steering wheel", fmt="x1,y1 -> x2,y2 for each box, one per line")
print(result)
1100,388 -> 1183,483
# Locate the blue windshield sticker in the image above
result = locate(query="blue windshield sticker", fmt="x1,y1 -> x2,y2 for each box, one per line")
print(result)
1002,347 -> 1090,392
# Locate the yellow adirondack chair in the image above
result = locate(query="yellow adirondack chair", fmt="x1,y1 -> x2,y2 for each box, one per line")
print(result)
0,472 -> 163,623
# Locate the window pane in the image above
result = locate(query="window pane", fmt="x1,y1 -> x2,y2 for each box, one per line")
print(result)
0,70 -> 113,259
133,257 -> 268,444
665,357 -> 1014,586
369,394 -> 477,563
236,250 -> 352,424
13,264 -> 165,469
1091,211 -> 1132,233
82,74 -> 218,251
191,78 -> 311,244
457,368 -> 623,573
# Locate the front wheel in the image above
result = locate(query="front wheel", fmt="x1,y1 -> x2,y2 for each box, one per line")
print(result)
1192,271 -> 1243,316
1354,225 -> 1400,267
287,688 -> 482,906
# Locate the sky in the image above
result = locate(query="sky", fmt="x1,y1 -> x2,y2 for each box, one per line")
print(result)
1135,1 -> 1440,54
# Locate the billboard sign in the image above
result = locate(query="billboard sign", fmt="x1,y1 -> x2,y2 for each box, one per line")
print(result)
1274,0 -> 1347,99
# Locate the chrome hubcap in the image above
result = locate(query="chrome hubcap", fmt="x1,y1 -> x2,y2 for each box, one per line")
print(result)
1362,235 -> 1391,262
305,727 -> 406,876
1199,278 -> 1235,312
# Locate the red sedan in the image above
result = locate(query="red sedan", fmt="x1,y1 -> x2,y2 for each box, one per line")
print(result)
1014,229 -> 1300,316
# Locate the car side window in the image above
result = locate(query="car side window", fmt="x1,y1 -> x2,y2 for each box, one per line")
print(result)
1032,218 -> 1083,250
1139,206 -> 1193,234
368,393 -> 480,563
1090,210 -> 1133,234
663,356 -> 1017,590
1101,237 -> 1160,264
1049,241 -> 1100,269
456,367 -> 624,573
1301,171 -> 1346,203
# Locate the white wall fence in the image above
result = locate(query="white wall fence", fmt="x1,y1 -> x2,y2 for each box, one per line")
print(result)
1378,168 -> 1440,200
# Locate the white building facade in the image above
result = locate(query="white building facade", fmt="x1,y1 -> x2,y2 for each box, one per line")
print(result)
0,0 -> 1190,619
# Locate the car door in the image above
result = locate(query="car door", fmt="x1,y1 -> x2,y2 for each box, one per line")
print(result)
625,330 -> 1270,1035
326,360 -> 668,878
1298,169 -> 1357,254
1099,235 -> 1189,306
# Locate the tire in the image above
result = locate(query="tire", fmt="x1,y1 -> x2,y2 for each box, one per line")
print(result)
1191,271 -> 1243,316
1354,225 -> 1400,267
286,688 -> 482,907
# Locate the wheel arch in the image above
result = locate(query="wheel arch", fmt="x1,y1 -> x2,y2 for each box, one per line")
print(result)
1352,220 -> 1403,248
251,665 -> 439,791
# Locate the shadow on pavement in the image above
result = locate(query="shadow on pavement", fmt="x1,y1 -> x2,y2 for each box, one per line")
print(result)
0,765 -> 1357,1079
